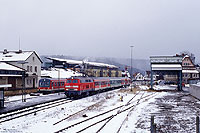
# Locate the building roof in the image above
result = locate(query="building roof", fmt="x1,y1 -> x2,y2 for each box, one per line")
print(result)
0,50 -> 42,63
152,64 -> 182,71
47,57 -> 82,64
182,55 -> 190,60
41,68 -> 82,78
0,74 -> 22,77
150,56 -> 182,64
47,57 -> 118,69
182,70 -> 199,74
0,62 -> 23,71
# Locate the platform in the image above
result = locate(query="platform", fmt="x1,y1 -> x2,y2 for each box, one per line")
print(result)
189,84 -> 200,100
0,92 -> 66,114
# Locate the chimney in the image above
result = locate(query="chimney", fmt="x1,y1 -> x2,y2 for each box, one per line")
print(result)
16,49 -> 22,54
3,49 -> 8,54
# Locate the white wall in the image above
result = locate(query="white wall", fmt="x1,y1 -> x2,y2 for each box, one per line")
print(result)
9,52 -> 41,88
189,84 -> 200,100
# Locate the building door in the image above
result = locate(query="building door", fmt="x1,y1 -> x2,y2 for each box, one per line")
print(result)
8,77 -> 16,89
33,78 -> 35,89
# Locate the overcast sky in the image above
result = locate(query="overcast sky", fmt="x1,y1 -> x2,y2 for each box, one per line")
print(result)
0,0 -> 200,62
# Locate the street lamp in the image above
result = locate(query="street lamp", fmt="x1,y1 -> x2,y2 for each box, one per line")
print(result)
130,46 -> 134,90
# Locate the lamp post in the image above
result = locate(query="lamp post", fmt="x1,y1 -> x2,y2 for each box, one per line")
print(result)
56,68 -> 60,95
130,46 -> 134,90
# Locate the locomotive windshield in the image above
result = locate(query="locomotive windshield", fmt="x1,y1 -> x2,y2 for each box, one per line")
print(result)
67,80 -> 72,83
72,80 -> 78,83
39,79 -> 50,87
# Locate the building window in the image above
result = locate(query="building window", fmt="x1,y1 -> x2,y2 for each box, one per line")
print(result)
33,57 -> 35,62
27,79 -> 29,85
27,66 -> 29,72
30,66 -> 32,72
35,66 -> 37,72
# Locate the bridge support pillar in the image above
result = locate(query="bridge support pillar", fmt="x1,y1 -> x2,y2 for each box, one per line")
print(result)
177,70 -> 182,91
150,69 -> 154,90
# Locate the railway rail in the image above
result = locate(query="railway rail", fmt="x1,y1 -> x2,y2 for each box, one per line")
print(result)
53,99 -> 107,125
55,91 -> 158,133
0,98 -> 72,123
116,92 -> 158,133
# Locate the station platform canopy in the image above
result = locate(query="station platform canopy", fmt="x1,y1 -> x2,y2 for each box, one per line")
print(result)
150,55 -> 183,91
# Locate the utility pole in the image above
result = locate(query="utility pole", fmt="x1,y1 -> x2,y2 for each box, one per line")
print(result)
18,61 -> 28,102
130,46 -> 134,90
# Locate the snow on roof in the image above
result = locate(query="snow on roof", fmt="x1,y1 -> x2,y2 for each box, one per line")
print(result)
182,55 -> 190,60
152,64 -> 182,71
0,62 -> 23,71
41,68 -> 82,78
0,50 -> 33,62
48,57 -> 82,65
85,61 -> 118,68
0,74 -> 22,77
48,57 -> 118,69
0,50 -> 42,63
182,69 -> 199,74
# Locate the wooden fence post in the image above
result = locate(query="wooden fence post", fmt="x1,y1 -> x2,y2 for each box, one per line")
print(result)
153,123 -> 156,133
151,115 -> 154,133
197,116 -> 199,133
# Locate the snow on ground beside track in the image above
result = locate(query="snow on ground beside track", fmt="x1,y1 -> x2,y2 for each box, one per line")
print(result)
0,86 -> 199,133
139,85 -> 180,91
4,93 -> 62,102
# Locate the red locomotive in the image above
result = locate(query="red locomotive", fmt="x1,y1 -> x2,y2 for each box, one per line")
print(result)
64,77 -> 131,98
65,77 -> 94,97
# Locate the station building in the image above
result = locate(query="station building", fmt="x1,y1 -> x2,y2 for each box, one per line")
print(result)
0,49 -> 42,95
162,54 -> 199,84
182,55 -> 199,83
46,57 -> 122,77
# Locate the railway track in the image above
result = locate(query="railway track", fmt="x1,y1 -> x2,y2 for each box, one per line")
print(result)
53,99 -> 107,125
54,91 -> 156,133
116,92 -> 158,133
88,92 -> 157,133
0,98 -> 72,123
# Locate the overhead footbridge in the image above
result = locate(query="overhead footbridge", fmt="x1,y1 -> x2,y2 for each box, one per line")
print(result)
150,56 -> 183,91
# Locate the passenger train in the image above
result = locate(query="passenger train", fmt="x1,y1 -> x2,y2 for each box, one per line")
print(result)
39,77 -> 131,97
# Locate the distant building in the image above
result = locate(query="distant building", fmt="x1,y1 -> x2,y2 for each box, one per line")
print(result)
133,72 -> 144,81
0,49 -> 42,90
46,57 -> 122,77
163,54 -> 199,84
182,55 -> 199,83
122,70 -> 130,78
143,71 -> 158,81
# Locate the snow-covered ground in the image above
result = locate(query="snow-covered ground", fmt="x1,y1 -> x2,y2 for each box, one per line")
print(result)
0,85 -> 199,133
